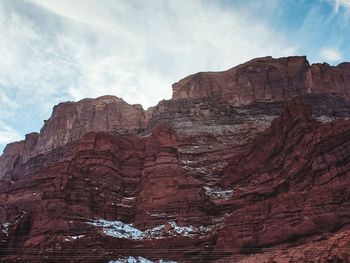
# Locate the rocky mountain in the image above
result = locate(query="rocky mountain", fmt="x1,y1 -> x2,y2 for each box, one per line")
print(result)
0,56 -> 350,262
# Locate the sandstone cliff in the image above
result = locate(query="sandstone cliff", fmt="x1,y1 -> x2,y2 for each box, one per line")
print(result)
0,95 -> 152,177
0,56 -> 350,262
172,56 -> 350,104
2,56 -> 350,179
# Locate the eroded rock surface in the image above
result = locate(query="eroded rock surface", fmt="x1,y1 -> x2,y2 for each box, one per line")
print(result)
0,96 -> 151,177
213,98 -> 350,261
172,56 -> 350,104
1,56 -> 350,262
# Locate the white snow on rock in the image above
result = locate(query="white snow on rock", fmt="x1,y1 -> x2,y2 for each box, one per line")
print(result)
64,235 -> 85,241
1,223 -> 10,234
88,219 -> 213,240
109,256 -> 177,263
89,219 -> 143,239
203,186 -> 233,200
168,221 -> 193,235
109,256 -> 153,263
316,116 -> 334,123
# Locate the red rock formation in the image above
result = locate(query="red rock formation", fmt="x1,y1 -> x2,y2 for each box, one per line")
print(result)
215,227 -> 350,262
309,62 -> 350,97
0,125 -> 213,262
2,56 -> 350,179
0,95 -> 152,177
172,56 -> 350,105
213,98 -> 350,260
1,56 -> 350,262
0,96 -> 349,262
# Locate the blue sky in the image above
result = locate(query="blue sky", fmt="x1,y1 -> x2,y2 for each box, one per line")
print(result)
0,0 -> 349,153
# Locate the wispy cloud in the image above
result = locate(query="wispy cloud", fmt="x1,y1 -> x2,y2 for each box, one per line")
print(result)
0,0 -> 299,151
332,0 -> 350,12
0,121 -> 22,145
0,0 -> 349,153
1,0 -> 297,108
327,0 -> 350,18
320,47 -> 343,62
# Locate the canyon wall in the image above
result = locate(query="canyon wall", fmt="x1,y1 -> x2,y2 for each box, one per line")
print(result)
172,56 -> 350,104
1,56 -> 350,262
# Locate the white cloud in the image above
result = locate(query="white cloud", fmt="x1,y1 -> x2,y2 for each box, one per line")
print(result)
0,0 -> 297,108
0,122 -> 22,145
327,0 -> 350,18
332,0 -> 350,12
0,0 -> 298,150
320,47 -> 343,62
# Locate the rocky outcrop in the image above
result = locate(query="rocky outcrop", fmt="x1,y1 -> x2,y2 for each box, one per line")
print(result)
0,96 -> 151,177
0,97 -> 349,262
172,56 -> 350,104
1,56 -> 350,262
215,228 -> 350,262
309,62 -> 350,98
0,125 -> 212,262
35,95 -> 151,153
213,98 -> 350,260
2,56 -> 350,179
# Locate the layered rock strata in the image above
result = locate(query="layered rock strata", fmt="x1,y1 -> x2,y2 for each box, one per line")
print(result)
1,56 -> 350,262
172,56 -> 350,104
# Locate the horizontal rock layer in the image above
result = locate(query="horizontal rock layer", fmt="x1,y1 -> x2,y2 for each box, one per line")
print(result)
1,56 -> 350,262
2,56 -> 350,179
172,56 -> 350,104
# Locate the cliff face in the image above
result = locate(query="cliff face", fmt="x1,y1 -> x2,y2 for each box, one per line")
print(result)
215,98 -> 350,259
0,96 -> 152,177
3,56 -> 350,179
1,56 -> 350,262
172,56 -> 350,105
172,56 -> 310,104
37,95 -> 149,150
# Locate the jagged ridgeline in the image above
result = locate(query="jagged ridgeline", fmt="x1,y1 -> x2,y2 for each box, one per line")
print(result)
0,56 -> 350,262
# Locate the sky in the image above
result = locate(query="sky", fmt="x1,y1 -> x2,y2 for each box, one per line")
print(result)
0,0 -> 350,154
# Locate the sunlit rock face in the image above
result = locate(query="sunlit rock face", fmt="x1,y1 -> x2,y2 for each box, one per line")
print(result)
172,56 -> 350,104
2,56 -> 350,178
0,96 -> 152,178
172,56 -> 311,104
1,56 -> 350,262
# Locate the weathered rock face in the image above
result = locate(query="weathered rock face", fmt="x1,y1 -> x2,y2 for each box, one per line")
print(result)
172,56 -> 350,105
2,56 -> 350,179
172,56 -> 310,104
0,125 -> 213,262
35,95 -> 151,154
1,56 -> 350,262
215,227 -> 350,262
214,98 -> 350,261
309,62 -> 350,97
1,97 -> 349,262
0,96 -> 151,177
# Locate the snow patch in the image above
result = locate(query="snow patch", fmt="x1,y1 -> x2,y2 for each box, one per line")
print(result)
1,223 -> 10,234
316,116 -> 334,123
109,257 -> 177,263
204,186 -> 233,200
109,256 -> 153,263
64,235 -> 85,241
89,219 -> 143,239
88,219 -> 213,240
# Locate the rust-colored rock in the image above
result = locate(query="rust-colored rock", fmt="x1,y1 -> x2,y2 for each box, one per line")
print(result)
172,56 -> 310,105
172,56 -> 350,105
1,56 -> 350,262
0,95 -> 152,177
214,97 -> 350,260
309,62 -> 350,97
2,56 -> 350,179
